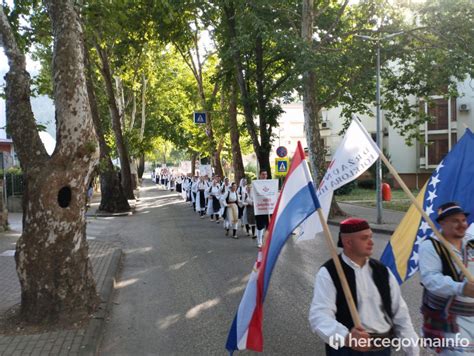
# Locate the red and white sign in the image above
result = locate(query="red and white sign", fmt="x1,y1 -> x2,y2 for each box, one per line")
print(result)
252,179 -> 279,215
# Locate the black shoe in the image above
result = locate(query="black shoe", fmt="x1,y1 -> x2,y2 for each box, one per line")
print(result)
225,229 -> 229,236
252,235 -> 257,239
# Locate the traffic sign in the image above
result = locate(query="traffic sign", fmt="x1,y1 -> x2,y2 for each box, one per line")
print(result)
276,146 -> 288,158
274,158 -> 289,177
193,112 -> 207,124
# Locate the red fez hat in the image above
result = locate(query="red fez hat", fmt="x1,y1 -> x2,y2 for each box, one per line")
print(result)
337,218 -> 370,247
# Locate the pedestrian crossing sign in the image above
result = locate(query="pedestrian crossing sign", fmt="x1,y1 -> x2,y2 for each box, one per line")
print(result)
275,158 -> 289,177
193,112 -> 207,124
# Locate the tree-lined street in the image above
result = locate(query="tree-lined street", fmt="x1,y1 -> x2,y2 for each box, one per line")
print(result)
97,178 -> 424,355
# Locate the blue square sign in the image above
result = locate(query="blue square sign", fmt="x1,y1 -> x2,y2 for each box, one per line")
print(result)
194,112 -> 207,124
277,160 -> 288,172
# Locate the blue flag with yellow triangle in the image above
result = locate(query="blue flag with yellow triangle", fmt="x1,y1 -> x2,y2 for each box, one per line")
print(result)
381,129 -> 474,284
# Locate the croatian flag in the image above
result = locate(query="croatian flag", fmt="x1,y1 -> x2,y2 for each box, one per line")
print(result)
226,141 -> 320,353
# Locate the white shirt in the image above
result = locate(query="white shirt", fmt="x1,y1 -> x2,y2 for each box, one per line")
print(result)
309,253 -> 419,355
418,237 -> 472,299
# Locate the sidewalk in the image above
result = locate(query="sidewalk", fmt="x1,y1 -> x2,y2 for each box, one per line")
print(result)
0,194 -> 124,356
328,202 -> 404,235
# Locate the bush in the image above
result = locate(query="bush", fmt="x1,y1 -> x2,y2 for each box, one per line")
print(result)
358,179 -> 376,189
334,181 -> 357,195
245,171 -> 256,183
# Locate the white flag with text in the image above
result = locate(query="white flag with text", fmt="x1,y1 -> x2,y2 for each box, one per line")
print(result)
297,119 -> 380,241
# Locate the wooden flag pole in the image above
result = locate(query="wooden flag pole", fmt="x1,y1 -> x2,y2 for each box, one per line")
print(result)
317,208 -> 362,328
378,151 -> 474,282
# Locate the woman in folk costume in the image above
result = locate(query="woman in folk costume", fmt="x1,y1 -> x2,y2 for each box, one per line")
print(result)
222,182 -> 241,239
196,177 -> 208,217
206,179 -> 222,221
219,177 -> 231,223
241,184 -> 256,239
176,175 -> 182,193
237,177 -> 247,224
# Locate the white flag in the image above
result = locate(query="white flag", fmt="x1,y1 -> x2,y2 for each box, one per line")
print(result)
296,118 -> 380,242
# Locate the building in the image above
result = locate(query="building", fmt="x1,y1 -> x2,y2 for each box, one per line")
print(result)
272,77 -> 474,189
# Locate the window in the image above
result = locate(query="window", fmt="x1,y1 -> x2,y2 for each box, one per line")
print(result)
420,133 -> 457,165
426,98 -> 457,130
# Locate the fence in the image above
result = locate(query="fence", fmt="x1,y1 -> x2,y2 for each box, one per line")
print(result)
6,173 -> 24,197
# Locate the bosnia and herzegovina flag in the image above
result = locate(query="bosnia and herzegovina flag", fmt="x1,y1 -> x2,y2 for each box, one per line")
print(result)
226,141 -> 320,353
381,129 -> 474,284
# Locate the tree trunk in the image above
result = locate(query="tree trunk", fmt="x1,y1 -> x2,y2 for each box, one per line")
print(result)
140,73 -> 147,140
223,3 -> 266,174
0,1 -> 100,322
301,0 -> 343,217
96,43 -> 135,200
191,152 -> 197,176
228,81 -> 245,182
137,153 -> 145,179
84,42 -> 130,213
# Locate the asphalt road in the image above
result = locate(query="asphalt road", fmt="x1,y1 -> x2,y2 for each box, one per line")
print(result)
98,177 -> 427,356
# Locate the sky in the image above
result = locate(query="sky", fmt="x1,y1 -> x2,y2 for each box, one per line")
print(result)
0,50 -> 56,140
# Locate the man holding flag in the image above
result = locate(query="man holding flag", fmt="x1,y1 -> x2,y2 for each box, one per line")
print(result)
379,129 -> 474,354
309,218 -> 419,355
419,201 -> 474,355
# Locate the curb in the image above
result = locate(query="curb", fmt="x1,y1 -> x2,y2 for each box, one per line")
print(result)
80,248 -> 122,356
327,220 -> 395,236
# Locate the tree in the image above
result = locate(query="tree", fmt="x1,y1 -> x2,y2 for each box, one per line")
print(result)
219,0 -> 302,177
84,43 -> 130,213
0,1 -> 99,322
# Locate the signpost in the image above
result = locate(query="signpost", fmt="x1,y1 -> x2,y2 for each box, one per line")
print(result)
274,157 -> 289,177
193,112 -> 207,124
276,146 -> 288,158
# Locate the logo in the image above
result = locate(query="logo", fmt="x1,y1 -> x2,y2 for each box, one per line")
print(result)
262,186 -> 269,192
329,334 -> 345,349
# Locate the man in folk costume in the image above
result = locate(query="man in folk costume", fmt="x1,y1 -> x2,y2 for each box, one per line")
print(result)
309,218 -> 419,356
419,202 -> 474,355
207,178 -> 221,221
191,176 -> 199,212
237,177 -> 247,226
254,170 -> 270,248
241,184 -> 256,240
222,182 -> 241,239
196,176 -> 208,218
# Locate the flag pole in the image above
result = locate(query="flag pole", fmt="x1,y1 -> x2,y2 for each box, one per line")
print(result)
378,151 -> 474,282
317,208 -> 362,328
352,116 -> 474,282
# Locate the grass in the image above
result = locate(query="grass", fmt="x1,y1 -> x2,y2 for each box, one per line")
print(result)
335,188 -> 420,212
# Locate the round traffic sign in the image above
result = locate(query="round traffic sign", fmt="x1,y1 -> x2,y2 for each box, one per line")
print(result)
276,146 -> 288,158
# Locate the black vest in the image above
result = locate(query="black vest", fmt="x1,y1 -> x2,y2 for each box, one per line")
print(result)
427,238 -> 474,282
322,255 -> 393,330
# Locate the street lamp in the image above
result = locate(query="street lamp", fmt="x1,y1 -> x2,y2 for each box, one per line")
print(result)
355,31 -> 404,224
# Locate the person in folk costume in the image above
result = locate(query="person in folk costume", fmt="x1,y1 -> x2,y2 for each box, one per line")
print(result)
221,182 -> 241,239
241,184 -> 256,239
176,175 -> 182,193
186,175 -> 193,202
218,177 -> 231,223
254,170 -> 271,248
168,175 -> 176,191
196,176 -> 208,218
419,202 -> 474,355
309,218 -> 419,356
237,177 -> 247,227
207,178 -> 221,221
191,176 -> 199,211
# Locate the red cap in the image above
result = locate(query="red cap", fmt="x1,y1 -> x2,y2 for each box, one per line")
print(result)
338,218 -> 370,247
